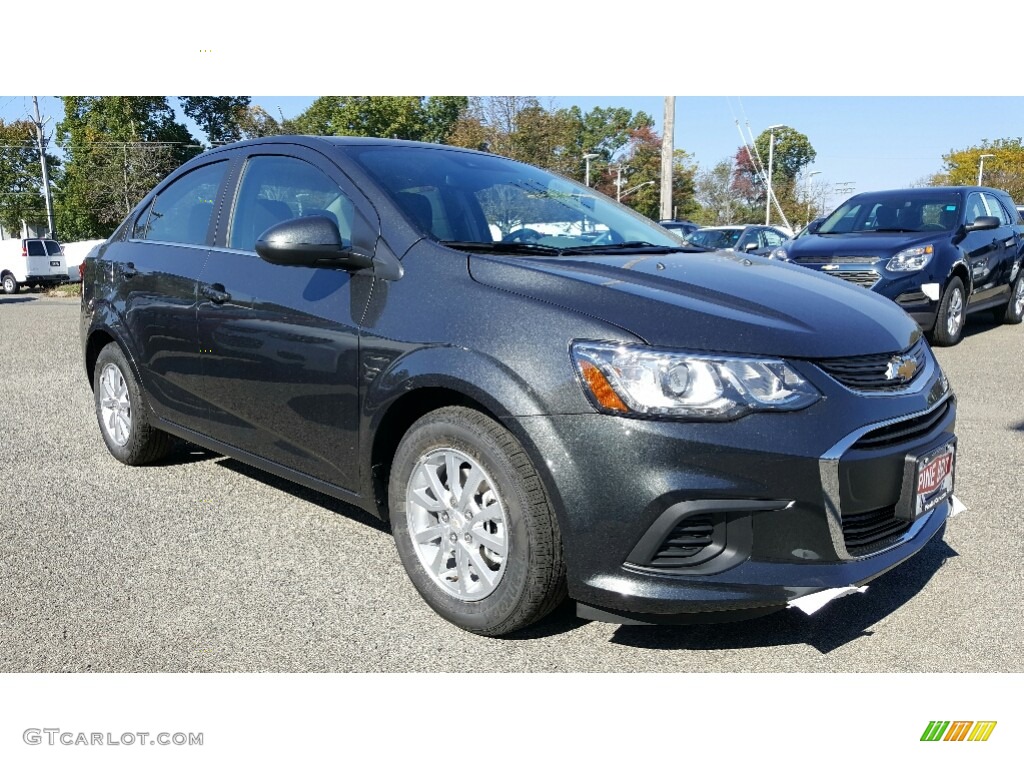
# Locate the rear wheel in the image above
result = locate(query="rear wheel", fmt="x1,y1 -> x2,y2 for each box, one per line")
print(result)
388,406 -> 566,636
93,342 -> 174,465
2,273 -> 18,294
997,272 -> 1024,325
931,277 -> 966,347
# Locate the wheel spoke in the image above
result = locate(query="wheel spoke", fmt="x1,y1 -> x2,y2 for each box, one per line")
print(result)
473,528 -> 507,557
467,547 -> 498,587
457,466 -> 485,512
445,452 -> 463,501
414,524 -> 445,544
474,499 -> 504,524
410,485 -> 444,512
454,543 -> 471,595
424,462 -> 449,507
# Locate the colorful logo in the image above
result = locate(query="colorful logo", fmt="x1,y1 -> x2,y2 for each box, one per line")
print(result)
921,721 -> 997,742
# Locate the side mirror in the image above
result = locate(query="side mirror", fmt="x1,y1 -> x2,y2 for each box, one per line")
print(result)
743,242 -> 760,253
964,215 -> 999,233
255,216 -> 373,271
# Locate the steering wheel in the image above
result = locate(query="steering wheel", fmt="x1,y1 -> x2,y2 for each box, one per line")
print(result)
589,229 -> 624,246
502,228 -> 543,243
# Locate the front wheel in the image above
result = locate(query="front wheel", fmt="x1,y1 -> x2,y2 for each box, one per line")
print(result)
931,277 -> 966,347
93,342 -> 174,465
388,406 -> 566,636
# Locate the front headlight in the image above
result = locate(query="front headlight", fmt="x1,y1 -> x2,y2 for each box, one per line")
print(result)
571,342 -> 821,421
887,244 -> 934,271
768,247 -> 789,261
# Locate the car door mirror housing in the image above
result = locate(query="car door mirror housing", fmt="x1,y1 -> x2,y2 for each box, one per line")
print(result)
965,215 -> 999,233
255,216 -> 374,271
743,242 -> 759,253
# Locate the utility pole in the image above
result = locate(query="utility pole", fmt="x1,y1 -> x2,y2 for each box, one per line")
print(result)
660,96 -> 674,221
31,97 -> 57,238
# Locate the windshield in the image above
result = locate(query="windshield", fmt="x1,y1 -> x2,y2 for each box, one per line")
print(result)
683,228 -> 742,250
819,191 -> 962,234
344,145 -> 680,250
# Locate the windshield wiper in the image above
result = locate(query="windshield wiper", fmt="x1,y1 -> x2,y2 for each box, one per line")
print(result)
440,240 -> 561,256
873,228 -> 919,233
556,241 -> 690,255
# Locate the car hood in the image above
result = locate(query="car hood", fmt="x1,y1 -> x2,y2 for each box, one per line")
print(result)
786,232 -> 939,263
468,250 -> 920,358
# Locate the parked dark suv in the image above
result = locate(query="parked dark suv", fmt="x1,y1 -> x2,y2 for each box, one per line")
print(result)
784,187 -> 1024,346
81,137 -> 957,635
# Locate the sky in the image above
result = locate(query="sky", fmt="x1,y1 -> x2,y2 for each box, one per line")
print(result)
4,94 -> 1020,215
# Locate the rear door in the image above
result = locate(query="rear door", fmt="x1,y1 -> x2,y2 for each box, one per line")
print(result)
109,158 -> 230,431
24,239 -> 63,278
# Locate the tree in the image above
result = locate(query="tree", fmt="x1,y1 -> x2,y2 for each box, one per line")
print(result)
694,159 -> 757,225
235,105 -> 286,139
731,127 -> 817,225
56,97 -> 201,240
448,97 -> 577,171
179,96 -> 251,145
289,96 -> 468,143
0,119 -> 61,235
930,138 -> 1024,202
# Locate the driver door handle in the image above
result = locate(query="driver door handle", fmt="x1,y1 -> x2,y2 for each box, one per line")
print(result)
200,283 -> 231,304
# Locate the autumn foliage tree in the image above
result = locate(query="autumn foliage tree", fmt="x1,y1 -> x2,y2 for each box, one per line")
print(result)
930,138 -> 1024,202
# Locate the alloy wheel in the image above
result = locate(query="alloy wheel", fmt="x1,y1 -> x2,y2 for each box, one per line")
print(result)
405,448 -> 510,601
947,287 -> 964,337
99,363 -> 132,446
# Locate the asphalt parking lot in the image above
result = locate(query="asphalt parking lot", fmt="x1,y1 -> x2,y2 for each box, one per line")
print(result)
1,294 -> 1022,673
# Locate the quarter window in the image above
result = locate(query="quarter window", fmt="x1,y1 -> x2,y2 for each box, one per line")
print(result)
227,155 -> 355,252
135,161 -> 227,245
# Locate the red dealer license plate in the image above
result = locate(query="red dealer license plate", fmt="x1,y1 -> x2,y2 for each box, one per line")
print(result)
915,442 -> 955,518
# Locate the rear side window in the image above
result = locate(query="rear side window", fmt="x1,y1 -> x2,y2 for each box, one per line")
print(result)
44,240 -> 61,256
135,161 -> 228,245
26,240 -> 46,256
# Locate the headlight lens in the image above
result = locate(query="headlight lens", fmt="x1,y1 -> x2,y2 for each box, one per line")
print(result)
768,247 -> 789,261
887,244 -> 934,271
572,342 -> 821,420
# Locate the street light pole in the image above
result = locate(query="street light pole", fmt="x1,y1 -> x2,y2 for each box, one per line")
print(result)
978,153 -> 995,186
765,124 -> 784,226
583,153 -> 599,187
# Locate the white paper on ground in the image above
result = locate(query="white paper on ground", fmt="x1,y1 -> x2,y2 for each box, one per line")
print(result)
949,494 -> 967,517
788,586 -> 868,615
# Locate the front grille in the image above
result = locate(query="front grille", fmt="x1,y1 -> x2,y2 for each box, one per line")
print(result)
853,399 -> 952,450
649,514 -> 724,567
842,506 -> 910,556
816,338 -> 928,391
792,255 -> 878,265
825,270 -> 880,288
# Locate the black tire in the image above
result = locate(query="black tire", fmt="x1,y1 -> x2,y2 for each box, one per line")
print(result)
93,342 -> 174,465
930,277 -> 966,347
2,273 -> 19,295
388,406 -> 566,636
998,272 -> 1024,325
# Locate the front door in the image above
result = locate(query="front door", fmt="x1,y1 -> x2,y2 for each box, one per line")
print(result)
193,149 -> 374,493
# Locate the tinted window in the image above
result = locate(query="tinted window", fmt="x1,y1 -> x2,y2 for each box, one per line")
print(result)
44,240 -> 62,256
26,240 -> 46,256
763,230 -> 785,247
964,193 -> 988,225
228,155 -> 355,252
981,192 -> 1011,225
138,161 -> 227,245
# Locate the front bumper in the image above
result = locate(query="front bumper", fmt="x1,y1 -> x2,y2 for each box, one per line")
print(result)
509,357 -> 955,624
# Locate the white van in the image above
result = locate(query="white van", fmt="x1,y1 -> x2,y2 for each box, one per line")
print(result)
0,238 -> 68,294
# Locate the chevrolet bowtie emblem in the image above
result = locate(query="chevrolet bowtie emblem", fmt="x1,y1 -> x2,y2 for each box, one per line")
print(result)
885,355 -> 918,382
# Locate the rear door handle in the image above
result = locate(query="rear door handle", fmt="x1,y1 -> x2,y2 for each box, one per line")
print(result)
201,283 -> 231,304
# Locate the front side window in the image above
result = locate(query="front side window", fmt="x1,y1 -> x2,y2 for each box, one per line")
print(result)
138,161 -> 227,245
762,230 -> 784,247
228,155 -> 356,252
